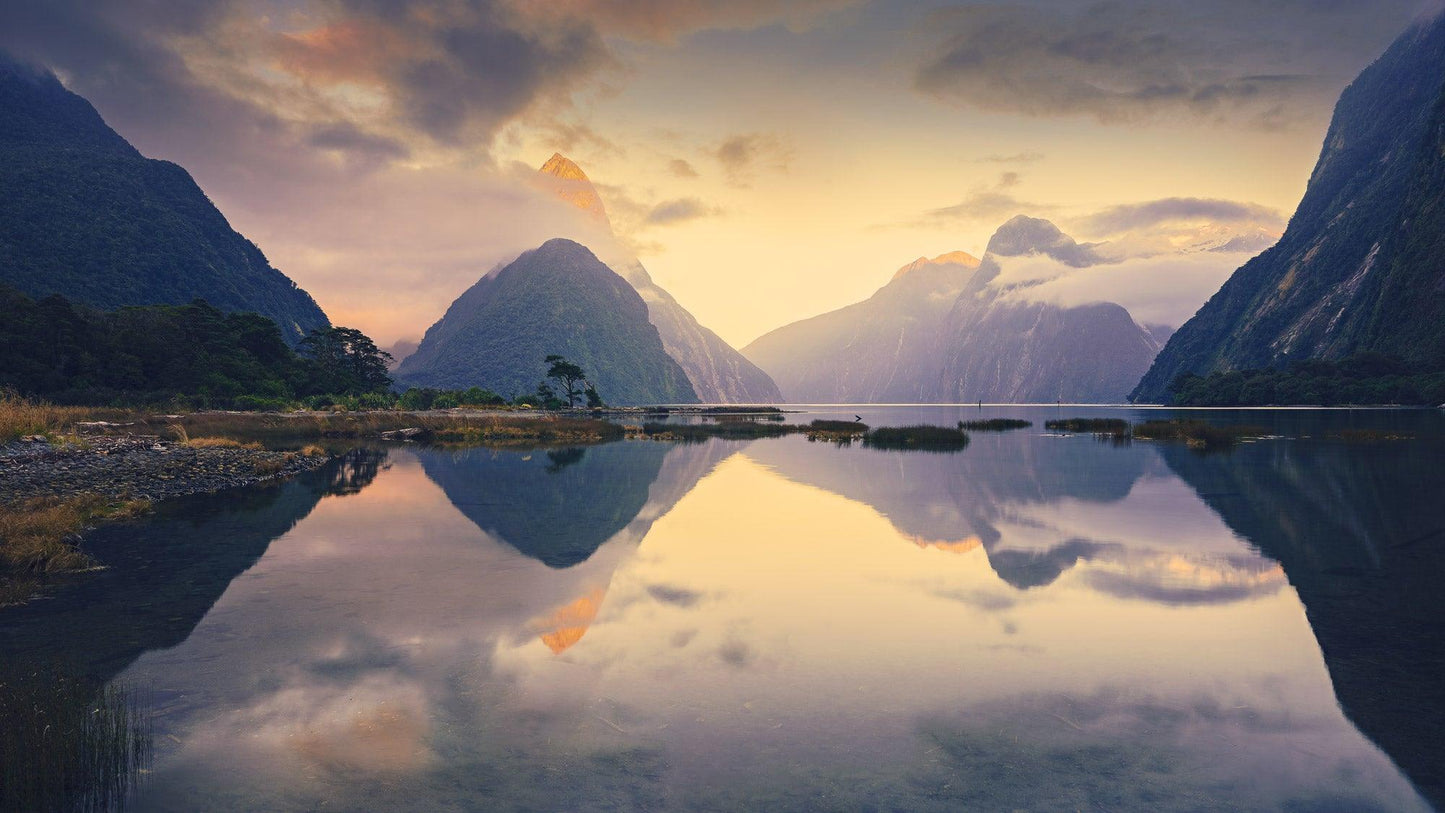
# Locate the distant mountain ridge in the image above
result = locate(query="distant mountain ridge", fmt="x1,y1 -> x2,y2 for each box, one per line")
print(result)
0,53 -> 329,343
1133,14 -> 1445,402
746,216 -> 1160,403
395,238 -> 697,405
537,154 -> 782,404
937,216 -> 1159,403
744,251 -> 981,402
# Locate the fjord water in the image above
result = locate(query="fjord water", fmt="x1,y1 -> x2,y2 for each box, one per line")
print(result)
4,408 -> 1443,811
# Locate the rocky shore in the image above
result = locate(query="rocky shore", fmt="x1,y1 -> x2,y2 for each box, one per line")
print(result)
0,435 -> 329,505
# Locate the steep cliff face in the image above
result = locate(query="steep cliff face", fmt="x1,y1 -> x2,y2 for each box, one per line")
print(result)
537,154 -> 782,403
936,216 -> 1160,403
1133,15 -> 1445,401
395,238 -> 698,405
1160,438 -> 1445,809
0,54 -> 329,344
743,252 -> 980,402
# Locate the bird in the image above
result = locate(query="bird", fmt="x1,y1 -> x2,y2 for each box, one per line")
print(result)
854,414 -> 863,423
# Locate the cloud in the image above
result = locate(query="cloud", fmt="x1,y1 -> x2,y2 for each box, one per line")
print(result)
912,0 -> 1426,128
529,0 -> 859,43
645,583 -> 703,607
976,151 -> 1045,164
667,158 -> 699,178
993,249 -> 1266,328
713,132 -> 792,184
644,198 -> 721,226
1079,197 -> 1285,236
916,173 -> 1052,226
274,2 -> 612,146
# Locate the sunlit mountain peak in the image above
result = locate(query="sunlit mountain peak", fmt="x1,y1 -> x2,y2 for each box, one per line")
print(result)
537,152 -> 610,224
891,250 -> 982,281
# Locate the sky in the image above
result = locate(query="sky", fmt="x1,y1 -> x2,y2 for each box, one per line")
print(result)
1,0 -> 1439,348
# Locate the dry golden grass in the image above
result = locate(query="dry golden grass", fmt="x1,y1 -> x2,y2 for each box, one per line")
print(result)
0,391 -> 122,444
121,410 -> 626,445
0,494 -> 151,581
300,444 -> 327,457
185,436 -> 263,450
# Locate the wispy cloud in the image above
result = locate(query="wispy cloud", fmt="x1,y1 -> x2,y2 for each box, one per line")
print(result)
644,197 -> 722,226
1078,197 -> 1284,236
912,0 -> 1426,128
713,132 -> 792,185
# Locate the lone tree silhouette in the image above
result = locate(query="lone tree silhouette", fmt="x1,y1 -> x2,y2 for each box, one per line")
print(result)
545,354 -> 591,408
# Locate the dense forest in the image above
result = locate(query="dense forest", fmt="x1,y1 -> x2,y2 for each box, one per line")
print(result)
0,56 -> 330,344
1167,353 -> 1445,406
0,286 -> 389,409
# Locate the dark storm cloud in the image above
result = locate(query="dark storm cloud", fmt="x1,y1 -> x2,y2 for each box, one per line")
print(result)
913,0 -> 1429,127
367,2 -> 610,144
1080,197 -> 1284,236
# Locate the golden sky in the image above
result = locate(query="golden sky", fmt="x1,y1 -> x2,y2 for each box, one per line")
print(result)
1,0 -> 1437,346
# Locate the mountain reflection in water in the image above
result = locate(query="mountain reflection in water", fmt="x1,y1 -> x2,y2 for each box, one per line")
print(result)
2,413 -> 1440,812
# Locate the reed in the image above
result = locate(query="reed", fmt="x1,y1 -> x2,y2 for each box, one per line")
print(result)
959,419 -> 1032,431
0,672 -> 152,812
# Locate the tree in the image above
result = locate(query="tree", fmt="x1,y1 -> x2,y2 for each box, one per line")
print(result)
300,326 -> 393,395
545,354 -> 589,408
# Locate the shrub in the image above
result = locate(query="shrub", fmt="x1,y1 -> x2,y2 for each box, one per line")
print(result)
959,418 -> 1031,431
863,425 -> 970,451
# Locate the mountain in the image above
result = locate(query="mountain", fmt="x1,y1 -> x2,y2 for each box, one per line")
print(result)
1159,439 -> 1445,808
937,216 -> 1161,403
743,251 -> 981,402
744,216 -> 1159,404
0,54 -> 328,343
1132,15 -> 1445,402
394,238 -> 697,405
536,154 -> 782,403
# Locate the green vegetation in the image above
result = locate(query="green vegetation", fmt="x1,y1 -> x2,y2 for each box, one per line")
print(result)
863,424 -> 970,451
960,418 -> 1032,431
1133,20 -> 1445,402
1043,416 -> 1267,451
0,287 -> 391,408
1131,420 -> 1266,451
640,421 -> 793,442
1166,353 -> 1445,406
394,239 -> 698,405
0,58 -> 328,344
1044,418 -> 1129,434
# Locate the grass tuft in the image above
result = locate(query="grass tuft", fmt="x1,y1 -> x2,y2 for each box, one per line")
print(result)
186,436 -> 263,450
959,418 -> 1032,431
863,424 -> 970,452
1044,418 -> 1129,434
1131,420 -> 1264,450
0,495 -> 151,584
0,391 -> 121,444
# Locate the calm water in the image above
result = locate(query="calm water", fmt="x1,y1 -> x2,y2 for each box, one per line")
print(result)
3,406 -> 1444,811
